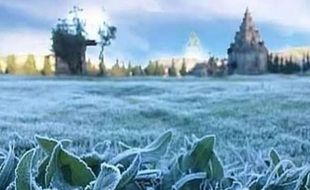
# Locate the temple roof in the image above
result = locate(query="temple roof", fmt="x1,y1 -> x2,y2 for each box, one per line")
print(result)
185,32 -> 205,59
238,9 -> 261,43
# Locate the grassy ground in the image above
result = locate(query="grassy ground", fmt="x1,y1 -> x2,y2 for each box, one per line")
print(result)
0,75 -> 309,166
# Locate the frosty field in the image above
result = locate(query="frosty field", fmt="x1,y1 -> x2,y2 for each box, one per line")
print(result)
0,75 -> 310,166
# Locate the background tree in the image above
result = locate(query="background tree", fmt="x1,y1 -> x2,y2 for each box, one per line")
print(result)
110,59 -> 126,77
168,59 -> 178,77
180,58 -> 187,76
52,17 -> 87,74
42,56 -> 53,76
267,53 -> 274,73
306,53 -> 310,72
98,22 -> 117,75
23,54 -> 38,75
6,55 -> 17,74
86,59 -> 99,76
145,61 -> 156,76
154,61 -> 165,76
99,60 -> 107,76
272,55 -> 279,73
132,66 -> 144,76
279,57 -> 285,73
127,62 -> 132,76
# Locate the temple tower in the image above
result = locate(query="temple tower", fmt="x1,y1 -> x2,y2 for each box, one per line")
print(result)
228,8 -> 268,74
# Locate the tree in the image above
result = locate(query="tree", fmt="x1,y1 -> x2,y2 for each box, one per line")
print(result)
99,61 -> 107,76
267,54 -> 274,73
23,54 -> 38,75
306,53 -> 310,72
6,55 -> 17,74
132,66 -> 144,76
98,22 -> 117,75
272,55 -> 280,73
52,17 -> 87,74
279,57 -> 285,73
180,58 -> 187,76
127,62 -> 132,76
154,61 -> 165,76
42,56 -> 53,76
168,59 -> 178,77
110,59 -> 126,77
144,61 -> 156,75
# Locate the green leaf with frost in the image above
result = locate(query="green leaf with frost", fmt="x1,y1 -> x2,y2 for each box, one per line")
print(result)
172,172 -> 206,190
116,154 -> 141,189
35,156 -> 49,188
270,149 -> 284,176
15,148 -> 36,190
45,143 -> 95,188
0,145 -> 18,190
210,153 -> 224,180
35,135 -> 71,155
93,163 -> 121,190
181,135 -> 215,173
109,131 -> 172,167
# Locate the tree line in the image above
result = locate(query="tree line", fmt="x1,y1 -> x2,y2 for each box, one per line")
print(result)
267,53 -> 310,74
90,58 -> 187,77
1,54 -> 53,76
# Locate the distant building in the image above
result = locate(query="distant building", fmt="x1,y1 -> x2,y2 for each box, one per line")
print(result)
190,58 -> 228,77
152,32 -> 209,75
228,8 -> 268,75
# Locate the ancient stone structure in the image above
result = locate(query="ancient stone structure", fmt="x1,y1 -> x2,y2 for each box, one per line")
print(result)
228,8 -> 268,74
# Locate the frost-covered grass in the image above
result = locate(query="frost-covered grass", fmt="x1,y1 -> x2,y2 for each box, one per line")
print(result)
0,75 -> 309,166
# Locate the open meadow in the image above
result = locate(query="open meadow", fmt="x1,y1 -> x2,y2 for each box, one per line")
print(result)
0,75 -> 309,167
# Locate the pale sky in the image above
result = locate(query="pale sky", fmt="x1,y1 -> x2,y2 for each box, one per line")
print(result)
1,0 -> 310,65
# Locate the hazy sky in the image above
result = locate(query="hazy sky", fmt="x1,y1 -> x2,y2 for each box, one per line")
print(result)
1,0 -> 310,65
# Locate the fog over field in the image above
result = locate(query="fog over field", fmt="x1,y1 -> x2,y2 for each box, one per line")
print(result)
0,75 -> 310,166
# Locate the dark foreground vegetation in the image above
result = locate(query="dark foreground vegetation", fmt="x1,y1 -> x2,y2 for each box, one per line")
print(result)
0,131 -> 309,190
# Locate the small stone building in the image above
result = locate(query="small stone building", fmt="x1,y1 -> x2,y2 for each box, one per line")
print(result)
228,8 -> 268,75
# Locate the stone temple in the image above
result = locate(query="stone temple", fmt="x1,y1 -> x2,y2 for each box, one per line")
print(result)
228,8 -> 268,74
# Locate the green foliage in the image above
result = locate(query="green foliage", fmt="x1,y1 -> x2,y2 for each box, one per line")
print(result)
144,61 -> 156,76
42,56 -> 53,76
6,55 -> 18,74
52,29 -> 86,74
99,61 -> 108,76
172,172 -> 206,190
1,131 -> 310,190
45,143 -> 95,187
109,130 -> 172,167
0,145 -> 18,189
169,60 -> 178,77
93,163 -> 121,190
15,149 -> 35,190
23,54 -> 38,75
154,61 -> 165,76
267,54 -> 301,74
132,66 -> 144,76
180,59 -> 187,76
109,60 -> 127,77
116,154 -> 141,189
144,60 -> 165,76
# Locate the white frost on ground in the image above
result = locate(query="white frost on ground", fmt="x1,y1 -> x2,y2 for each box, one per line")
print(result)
0,75 -> 309,165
